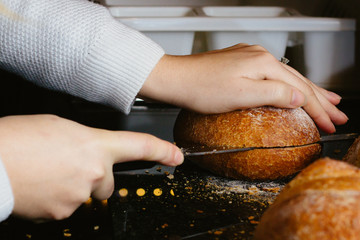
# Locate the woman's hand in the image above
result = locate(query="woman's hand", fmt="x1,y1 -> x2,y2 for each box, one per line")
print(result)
0,114 -> 183,220
141,44 -> 348,133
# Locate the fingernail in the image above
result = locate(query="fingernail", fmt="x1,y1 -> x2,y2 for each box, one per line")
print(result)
327,91 -> 342,100
340,111 -> 349,121
291,89 -> 306,107
174,149 -> 184,165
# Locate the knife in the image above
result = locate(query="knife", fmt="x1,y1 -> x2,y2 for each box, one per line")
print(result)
182,133 -> 358,157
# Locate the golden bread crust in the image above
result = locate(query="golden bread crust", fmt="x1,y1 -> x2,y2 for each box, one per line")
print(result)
173,107 -> 321,180
174,107 -> 320,148
343,136 -> 360,167
254,158 -> 360,240
191,144 -> 321,180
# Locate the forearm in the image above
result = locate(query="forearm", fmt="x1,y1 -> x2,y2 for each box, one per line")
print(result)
0,0 -> 164,113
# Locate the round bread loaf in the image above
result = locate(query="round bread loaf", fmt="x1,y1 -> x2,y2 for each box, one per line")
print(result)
343,136 -> 360,167
253,158 -> 360,240
173,106 -> 321,180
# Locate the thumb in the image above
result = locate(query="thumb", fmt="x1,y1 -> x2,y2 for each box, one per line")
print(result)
91,131 -> 184,200
238,79 -> 306,109
101,131 -> 184,167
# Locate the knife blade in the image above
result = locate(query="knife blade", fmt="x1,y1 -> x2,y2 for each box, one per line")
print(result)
182,133 -> 358,157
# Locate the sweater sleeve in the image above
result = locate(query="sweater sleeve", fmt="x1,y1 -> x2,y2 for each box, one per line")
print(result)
0,0 -> 165,114
0,157 -> 14,222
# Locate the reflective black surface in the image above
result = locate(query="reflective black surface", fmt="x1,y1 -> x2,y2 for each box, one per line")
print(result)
109,134 -> 356,240
110,162 -> 284,240
0,70 -> 359,239
0,199 -> 112,240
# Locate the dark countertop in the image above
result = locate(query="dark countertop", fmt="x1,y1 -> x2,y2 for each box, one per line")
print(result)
0,199 -> 113,240
0,71 -> 359,239
2,135 -> 354,240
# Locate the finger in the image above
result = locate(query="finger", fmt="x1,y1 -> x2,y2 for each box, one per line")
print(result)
317,88 -> 342,105
101,131 -> 184,167
276,72 -> 335,132
315,93 -> 348,125
91,131 -> 184,200
312,85 -> 342,106
231,78 -> 306,109
263,64 -> 336,133
304,79 -> 348,125
282,64 -> 342,105
281,64 -> 348,125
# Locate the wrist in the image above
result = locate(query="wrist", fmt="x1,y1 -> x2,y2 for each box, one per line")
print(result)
139,54 -> 198,107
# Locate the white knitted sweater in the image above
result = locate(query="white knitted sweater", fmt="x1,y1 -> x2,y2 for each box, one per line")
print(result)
0,0 -> 165,221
